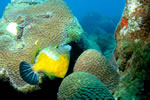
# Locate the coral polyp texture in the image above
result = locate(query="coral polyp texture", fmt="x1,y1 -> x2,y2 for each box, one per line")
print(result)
114,0 -> 150,99
0,0 -> 83,92
73,49 -> 120,91
57,72 -> 115,100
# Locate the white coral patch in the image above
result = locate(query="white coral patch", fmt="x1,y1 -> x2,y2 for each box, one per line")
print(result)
0,68 -> 5,75
128,0 -> 141,16
120,27 -> 128,36
128,19 -> 140,32
134,39 -> 140,43
6,22 -> 18,36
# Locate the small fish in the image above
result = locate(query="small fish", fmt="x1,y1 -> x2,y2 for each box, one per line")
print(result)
19,45 -> 71,85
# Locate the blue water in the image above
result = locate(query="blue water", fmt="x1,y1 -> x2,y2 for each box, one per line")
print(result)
0,0 -> 125,19
0,0 -> 11,18
64,0 -> 125,34
64,0 -> 125,20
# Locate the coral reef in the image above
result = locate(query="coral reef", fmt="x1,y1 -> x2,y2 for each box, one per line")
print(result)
0,0 -> 83,92
93,30 -> 116,58
77,33 -> 102,52
78,12 -> 116,58
77,30 -> 116,58
73,49 -> 120,91
80,12 -> 116,34
114,0 -> 150,99
57,72 -> 115,100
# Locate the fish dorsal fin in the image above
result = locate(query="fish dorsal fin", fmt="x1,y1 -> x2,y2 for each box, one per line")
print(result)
31,40 -> 41,64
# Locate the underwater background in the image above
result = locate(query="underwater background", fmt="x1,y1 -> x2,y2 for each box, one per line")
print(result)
0,0 -> 150,99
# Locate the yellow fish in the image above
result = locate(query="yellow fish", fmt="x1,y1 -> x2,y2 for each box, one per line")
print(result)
19,45 -> 71,85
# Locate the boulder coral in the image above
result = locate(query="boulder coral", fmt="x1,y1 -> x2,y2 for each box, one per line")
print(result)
114,0 -> 150,99
57,72 -> 115,100
73,49 -> 120,91
0,0 -> 83,92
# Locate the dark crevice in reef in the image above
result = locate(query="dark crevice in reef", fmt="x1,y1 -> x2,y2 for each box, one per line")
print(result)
66,42 -> 84,76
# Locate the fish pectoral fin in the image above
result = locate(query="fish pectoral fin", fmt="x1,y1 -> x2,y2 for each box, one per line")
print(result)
47,74 -> 56,80
19,61 -> 39,85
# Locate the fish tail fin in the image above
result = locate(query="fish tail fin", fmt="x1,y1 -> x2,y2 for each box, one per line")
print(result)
19,61 -> 39,85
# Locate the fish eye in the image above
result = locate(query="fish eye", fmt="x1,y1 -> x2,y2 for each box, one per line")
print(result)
55,45 -> 58,49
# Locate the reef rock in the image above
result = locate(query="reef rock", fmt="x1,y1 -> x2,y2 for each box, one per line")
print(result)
0,0 -> 83,92
114,0 -> 150,99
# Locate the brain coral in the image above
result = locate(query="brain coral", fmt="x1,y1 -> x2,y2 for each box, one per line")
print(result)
57,72 -> 115,100
0,0 -> 83,92
73,49 -> 120,90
